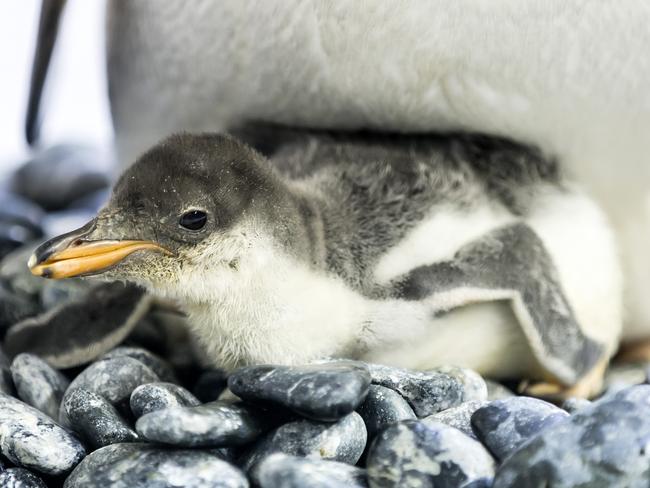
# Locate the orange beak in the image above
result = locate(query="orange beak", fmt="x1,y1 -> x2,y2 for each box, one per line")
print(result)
28,231 -> 173,279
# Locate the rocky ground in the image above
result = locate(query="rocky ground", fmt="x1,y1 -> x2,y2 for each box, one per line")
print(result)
1,147 -> 650,487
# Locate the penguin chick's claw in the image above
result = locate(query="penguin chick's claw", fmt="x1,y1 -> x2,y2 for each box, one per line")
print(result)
520,357 -> 609,400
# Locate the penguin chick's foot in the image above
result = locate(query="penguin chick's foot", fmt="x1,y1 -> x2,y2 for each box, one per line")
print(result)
615,339 -> 650,363
519,357 -> 609,400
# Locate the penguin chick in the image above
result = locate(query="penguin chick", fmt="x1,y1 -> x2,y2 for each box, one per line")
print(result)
28,131 -> 622,395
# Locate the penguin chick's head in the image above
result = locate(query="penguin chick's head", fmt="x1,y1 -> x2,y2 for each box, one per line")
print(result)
28,133 -> 301,289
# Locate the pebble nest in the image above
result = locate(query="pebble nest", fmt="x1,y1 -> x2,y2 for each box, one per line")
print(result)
1,147 -> 650,487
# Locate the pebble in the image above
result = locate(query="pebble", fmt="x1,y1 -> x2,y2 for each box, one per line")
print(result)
423,400 -> 485,440
11,353 -> 69,419
562,397 -> 593,414
485,380 -> 516,401
63,442 -> 248,488
471,396 -> 569,461
253,453 -> 369,488
356,384 -> 416,439
0,283 -> 41,333
367,420 -> 495,488
63,388 -> 138,449
136,401 -> 273,447
0,468 -> 47,488
192,368 -> 229,402
62,356 -> 159,420
367,363 -> 464,417
241,412 -> 367,473
101,346 -> 177,383
433,365 -> 488,402
5,283 -> 150,369
0,192 -> 43,259
130,382 -> 200,418
0,244 -> 44,298
493,385 -> 650,487
0,393 -> 85,475
39,279 -> 89,310
229,361 -> 371,421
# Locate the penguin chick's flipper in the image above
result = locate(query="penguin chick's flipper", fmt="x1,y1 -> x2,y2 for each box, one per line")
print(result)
394,222 -> 606,391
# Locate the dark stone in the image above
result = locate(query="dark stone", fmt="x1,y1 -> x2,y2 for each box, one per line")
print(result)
0,392 -> 85,475
4,283 -> 150,369
0,468 -> 47,487
357,384 -> 415,440
192,368 -> 228,403
493,385 -> 650,487
63,388 -> 138,449
423,400 -> 486,440
240,412 -> 367,473
253,453 -> 368,488
101,346 -> 177,384
136,401 -> 273,447
0,192 -> 43,259
229,361 -> 371,421
0,346 -> 15,395
367,420 -> 495,488
471,396 -> 568,461
63,443 -> 248,488
39,279 -> 90,310
130,382 -> 200,418
367,363 -> 464,417
12,145 -> 109,211
11,353 -> 69,419
0,283 -> 41,333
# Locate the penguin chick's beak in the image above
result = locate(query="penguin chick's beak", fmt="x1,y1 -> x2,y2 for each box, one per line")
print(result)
28,230 -> 173,279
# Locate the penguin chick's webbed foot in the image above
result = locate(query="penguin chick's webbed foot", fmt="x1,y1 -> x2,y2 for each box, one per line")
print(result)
393,223 -> 607,392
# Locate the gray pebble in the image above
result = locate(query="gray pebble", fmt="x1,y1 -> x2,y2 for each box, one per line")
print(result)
0,468 -> 47,488
130,382 -> 200,417
357,385 -> 416,439
102,346 -> 177,383
39,279 -> 89,310
0,244 -> 44,298
229,361 -> 371,421
494,385 -> 650,487
136,401 -> 272,447
0,393 -> 85,475
423,400 -> 486,440
471,396 -> 569,461
367,420 -> 495,488
0,283 -> 41,333
11,353 -> 69,419
253,453 -> 368,488
63,388 -> 138,449
485,380 -> 515,401
433,365 -> 488,402
367,363 -> 464,417
241,412 -> 367,473
562,397 -> 593,414
64,443 -> 249,487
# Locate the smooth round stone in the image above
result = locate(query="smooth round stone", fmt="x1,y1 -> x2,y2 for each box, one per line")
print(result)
562,397 -> 593,414
130,382 -> 200,418
63,442 -> 248,488
0,393 -> 85,475
433,366 -> 488,402
367,363 -> 464,417
253,453 -> 369,488
11,353 -> 69,419
367,420 -> 495,488
63,356 -> 160,419
136,401 -> 272,447
0,284 -> 41,333
229,361 -> 371,421
471,396 -> 569,461
63,388 -> 138,449
102,346 -> 177,383
493,385 -> 650,487
485,380 -> 515,401
0,193 -> 43,259
39,279 -> 90,310
241,412 -> 367,472
193,368 -> 229,402
423,400 -> 486,440
357,385 -> 416,439
0,468 -> 47,488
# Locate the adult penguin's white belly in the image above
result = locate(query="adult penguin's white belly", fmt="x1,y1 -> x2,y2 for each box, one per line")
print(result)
106,0 -> 650,341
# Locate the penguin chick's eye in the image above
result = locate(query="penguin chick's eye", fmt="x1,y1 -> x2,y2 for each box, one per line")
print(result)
179,210 -> 208,230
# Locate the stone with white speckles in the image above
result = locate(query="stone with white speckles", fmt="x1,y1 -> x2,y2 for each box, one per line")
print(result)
130,382 -> 200,418
471,396 -> 568,461
240,412 -> 367,473
101,346 -> 177,384
366,363 -> 464,417
367,420 -> 495,488
228,361 -> 371,421
63,442 -> 248,488
432,366 -> 488,402
423,400 -> 485,440
0,393 -> 85,475
357,385 -> 415,440
136,401 -> 272,447
253,453 -> 369,488
63,388 -> 138,449
485,380 -> 515,401
11,353 -> 69,419
0,468 -> 48,488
